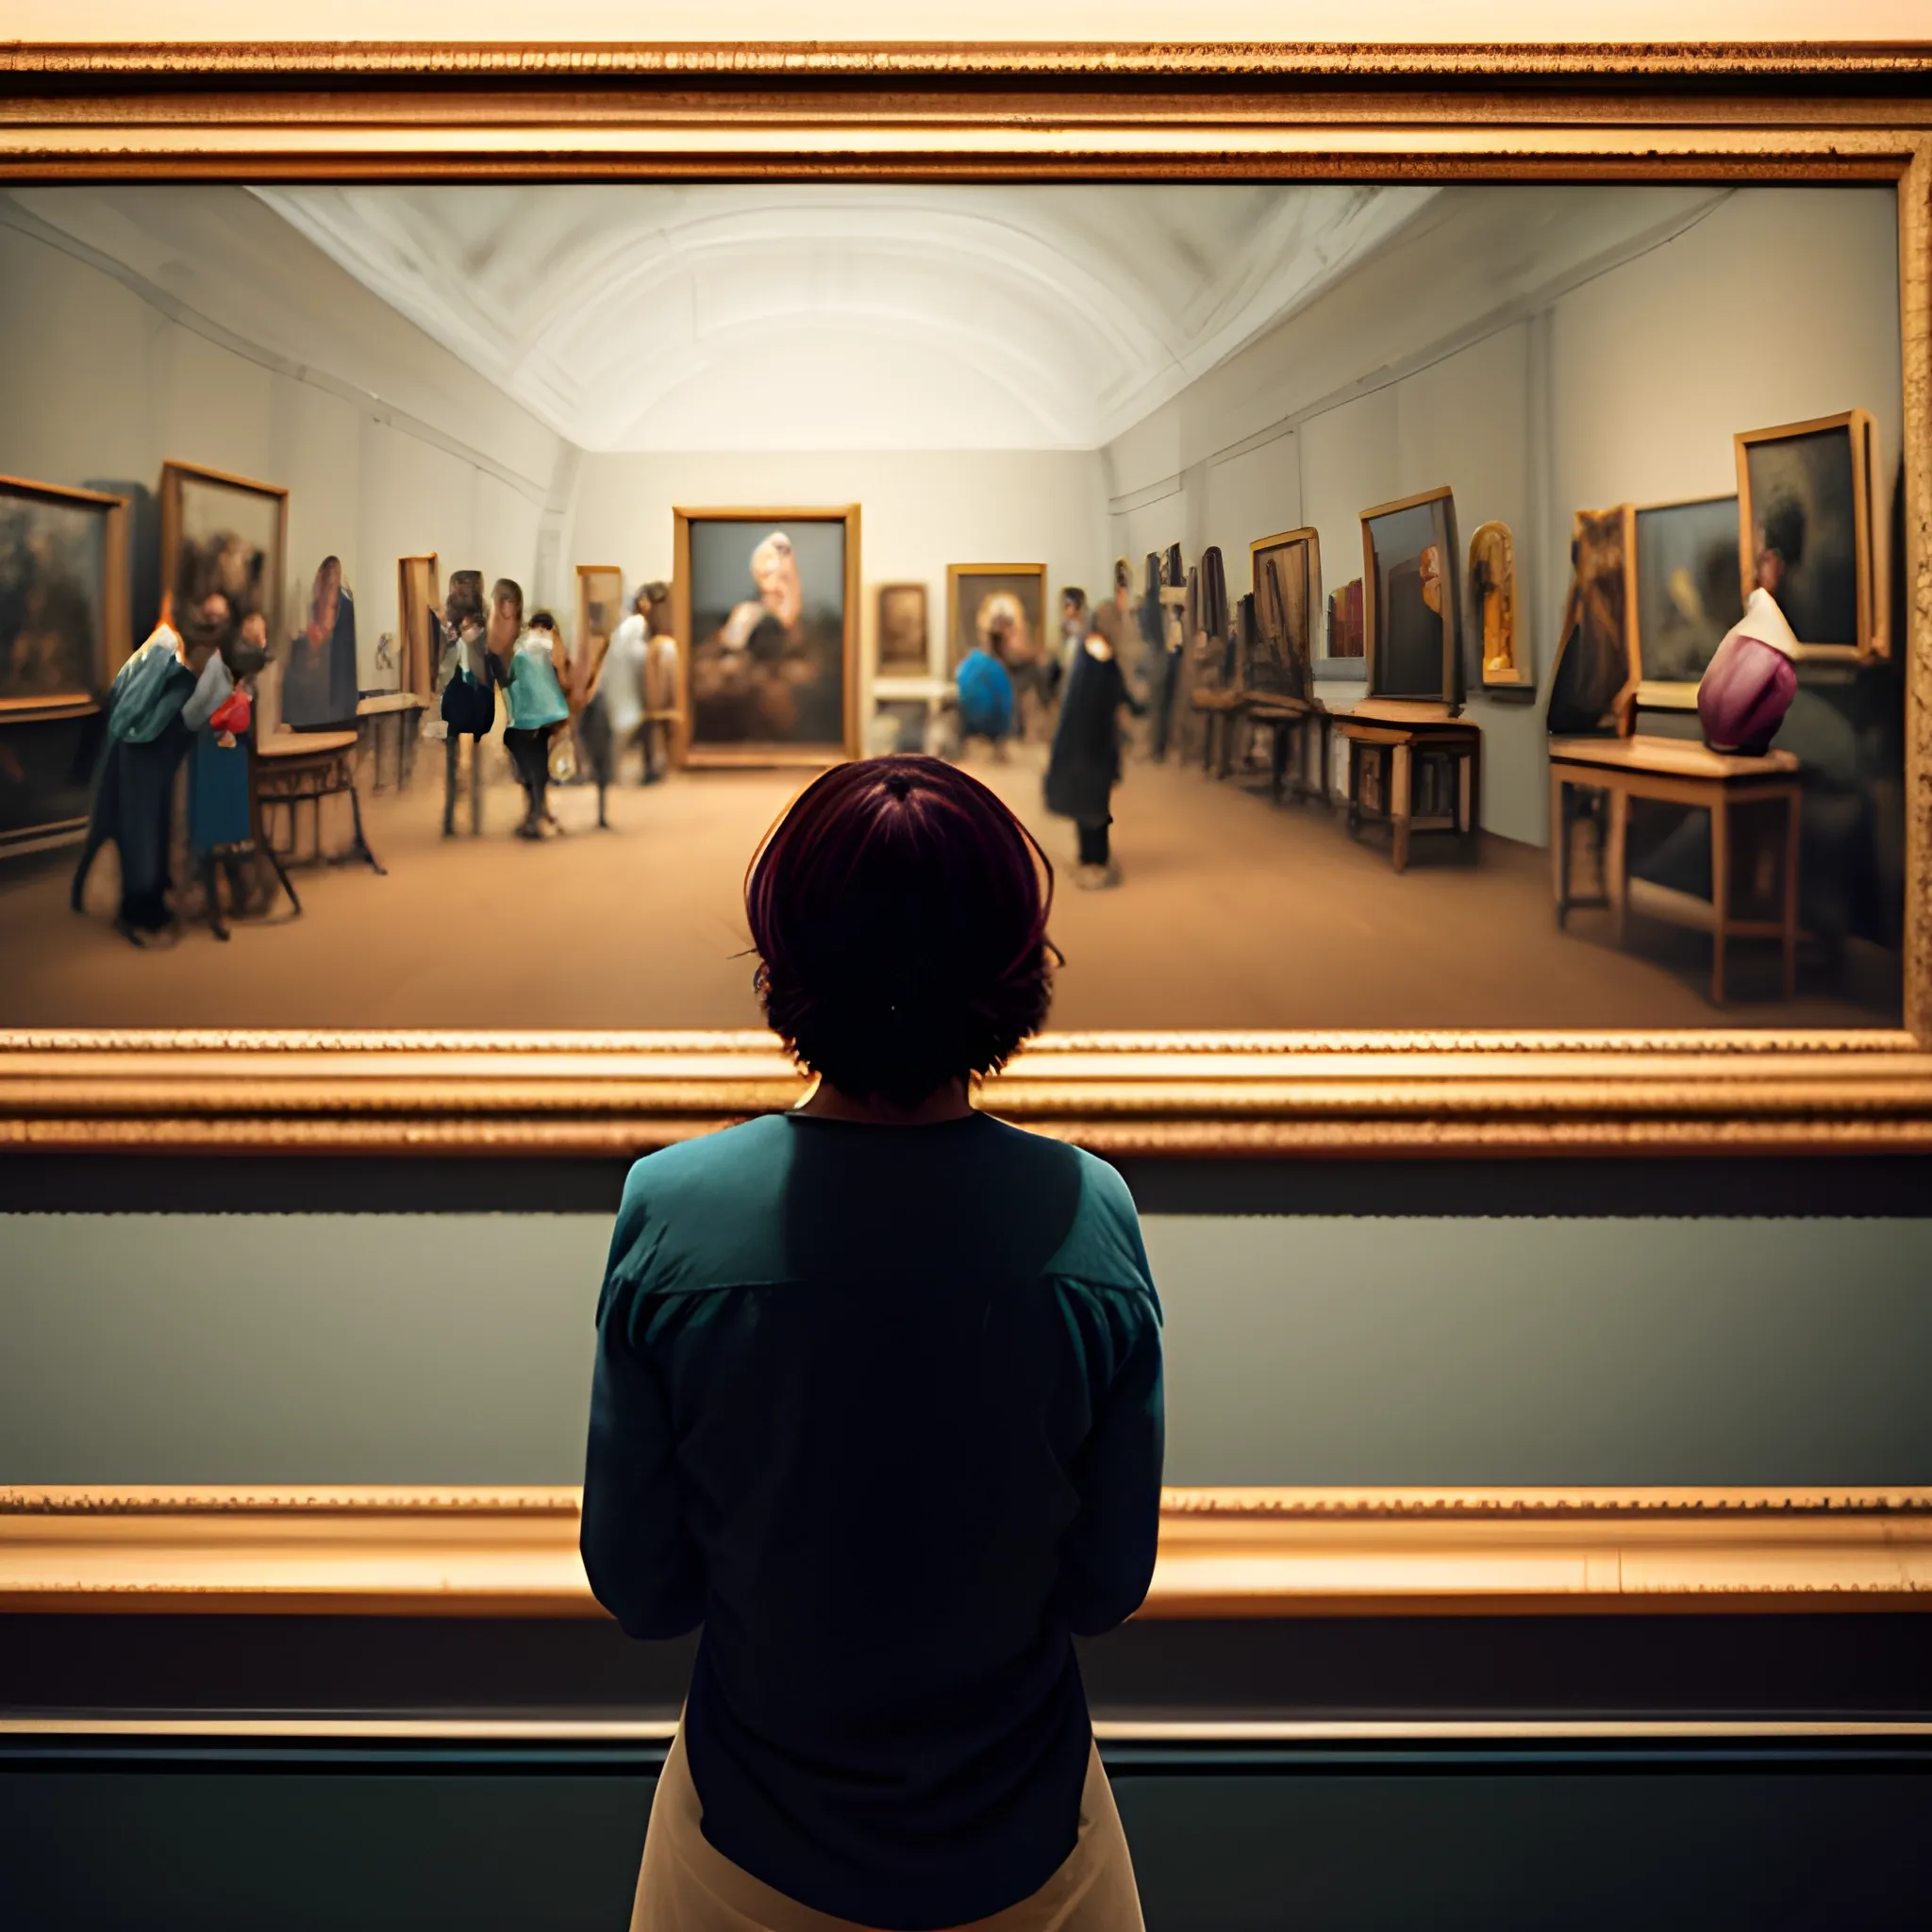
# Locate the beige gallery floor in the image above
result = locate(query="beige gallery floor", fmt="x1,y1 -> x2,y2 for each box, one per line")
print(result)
0,736 -> 1897,1032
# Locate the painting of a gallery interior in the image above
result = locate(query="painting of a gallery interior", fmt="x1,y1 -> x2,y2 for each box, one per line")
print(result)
0,179 -> 1907,1030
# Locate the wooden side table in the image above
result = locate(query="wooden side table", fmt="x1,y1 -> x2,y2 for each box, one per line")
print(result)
254,729 -> 386,876
355,692 -> 426,793
1336,701 -> 1482,873
1548,734 -> 1801,1005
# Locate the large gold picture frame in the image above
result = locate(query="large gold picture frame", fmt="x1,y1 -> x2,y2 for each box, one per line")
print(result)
0,43 -> 1926,1155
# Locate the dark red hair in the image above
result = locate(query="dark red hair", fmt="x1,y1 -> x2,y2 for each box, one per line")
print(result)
745,756 -> 1055,1108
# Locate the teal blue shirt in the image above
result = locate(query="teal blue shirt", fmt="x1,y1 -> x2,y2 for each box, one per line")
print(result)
506,641 -> 569,729
106,633 -> 195,744
581,1110 -> 1163,1929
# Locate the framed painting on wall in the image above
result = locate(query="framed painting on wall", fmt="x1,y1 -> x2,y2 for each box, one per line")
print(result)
674,507 -> 859,767
0,44 -> 1926,1173
0,475 -> 128,714
945,563 -> 1046,674
1468,521 -> 1526,692
395,554 -> 440,703
1629,494 -> 1743,707
573,564 -> 625,710
875,583 -> 929,675
1246,526 -> 1320,699
1735,410 -> 1883,660
159,459 -> 288,653
1361,487 -> 1462,708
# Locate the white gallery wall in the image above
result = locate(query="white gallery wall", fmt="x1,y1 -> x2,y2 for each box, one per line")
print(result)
1103,185 -> 1904,847
0,192 -> 572,687
569,448 -> 1112,703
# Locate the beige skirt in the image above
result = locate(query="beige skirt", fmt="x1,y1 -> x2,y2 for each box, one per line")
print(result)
630,1724 -> 1145,1932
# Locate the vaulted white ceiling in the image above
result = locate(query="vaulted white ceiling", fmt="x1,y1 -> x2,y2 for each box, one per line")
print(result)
253,183 -> 1436,454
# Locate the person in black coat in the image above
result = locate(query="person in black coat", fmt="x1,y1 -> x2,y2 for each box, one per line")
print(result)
1044,601 -> 1145,889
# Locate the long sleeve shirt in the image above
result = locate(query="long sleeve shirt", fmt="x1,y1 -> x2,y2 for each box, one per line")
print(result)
581,1110 -> 1163,1931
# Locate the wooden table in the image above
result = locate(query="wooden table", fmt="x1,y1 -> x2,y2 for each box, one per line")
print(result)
1191,687 -> 1246,776
355,692 -> 426,793
1248,694 -> 1332,808
1335,700 -> 1482,873
1548,734 -> 1801,1005
254,729 -> 386,877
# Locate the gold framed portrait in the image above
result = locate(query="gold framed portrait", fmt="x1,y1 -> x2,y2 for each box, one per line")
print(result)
945,563 -> 1048,675
875,583 -> 930,675
0,42 -> 1924,1158
1735,409 -> 1886,662
673,506 -> 860,769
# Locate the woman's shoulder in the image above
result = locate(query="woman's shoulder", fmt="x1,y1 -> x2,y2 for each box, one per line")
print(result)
973,1117 -> 1156,1305
604,1117 -> 795,1299
619,1114 -> 791,1212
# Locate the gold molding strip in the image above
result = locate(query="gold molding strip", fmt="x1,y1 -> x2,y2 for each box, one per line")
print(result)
4,1031 -> 1931,1157
4,1487 -> 1927,1619
6,43 -> 1932,81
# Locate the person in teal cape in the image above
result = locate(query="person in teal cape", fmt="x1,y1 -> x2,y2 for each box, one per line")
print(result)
71,543 -> 235,945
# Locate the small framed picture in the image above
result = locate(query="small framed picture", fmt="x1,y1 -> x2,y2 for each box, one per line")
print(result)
1629,494 -> 1743,704
945,564 -> 1046,674
876,583 -> 929,674
1360,487 -> 1461,708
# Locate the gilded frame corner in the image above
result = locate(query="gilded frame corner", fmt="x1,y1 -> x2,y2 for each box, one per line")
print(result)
0,42 -> 1927,1158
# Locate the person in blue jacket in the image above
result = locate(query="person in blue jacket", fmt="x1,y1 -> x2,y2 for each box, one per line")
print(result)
955,630 -> 1015,761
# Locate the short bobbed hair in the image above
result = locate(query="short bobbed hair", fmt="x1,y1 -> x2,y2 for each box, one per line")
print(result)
746,756 -> 1055,1108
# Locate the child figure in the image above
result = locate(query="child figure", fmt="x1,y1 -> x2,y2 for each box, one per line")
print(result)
186,607 -> 280,941
505,604 -> 570,840
1044,601 -> 1146,891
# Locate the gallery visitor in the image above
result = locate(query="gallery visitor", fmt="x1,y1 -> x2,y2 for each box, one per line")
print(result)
503,598 -> 570,841
71,545 -> 235,946
582,755 -> 1163,1932
433,570 -> 504,839
583,583 -> 652,800
1045,601 -> 1146,891
955,624 -> 1016,759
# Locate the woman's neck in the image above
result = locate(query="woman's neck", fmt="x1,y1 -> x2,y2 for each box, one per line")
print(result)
796,1077 -> 974,1125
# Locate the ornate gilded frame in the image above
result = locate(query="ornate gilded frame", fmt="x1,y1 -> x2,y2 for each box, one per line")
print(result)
0,42 -> 1928,1157
672,502 -> 862,767
5,1485 -> 1927,1620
